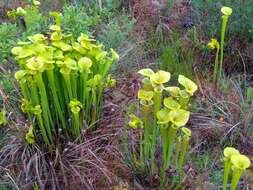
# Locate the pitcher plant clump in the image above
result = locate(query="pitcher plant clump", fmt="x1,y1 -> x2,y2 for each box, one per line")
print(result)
208,6 -> 232,85
126,68 -> 197,186
12,12 -> 119,147
222,147 -> 251,190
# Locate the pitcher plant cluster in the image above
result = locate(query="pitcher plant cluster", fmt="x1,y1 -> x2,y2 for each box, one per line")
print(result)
127,68 -> 197,186
223,147 -> 251,190
11,13 -> 118,146
208,6 -> 232,85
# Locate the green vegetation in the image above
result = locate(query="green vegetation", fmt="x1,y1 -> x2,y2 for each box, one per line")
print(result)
193,0 -> 253,41
223,147 -> 250,190
159,33 -> 195,80
12,17 -> 118,145
127,69 -> 197,187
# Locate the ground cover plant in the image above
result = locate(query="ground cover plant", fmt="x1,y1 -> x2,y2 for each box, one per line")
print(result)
0,0 -> 253,190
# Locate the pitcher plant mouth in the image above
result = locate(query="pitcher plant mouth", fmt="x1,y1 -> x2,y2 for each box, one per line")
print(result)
222,147 -> 250,190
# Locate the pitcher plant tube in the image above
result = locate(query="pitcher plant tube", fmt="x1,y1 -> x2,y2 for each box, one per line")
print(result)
223,147 -> 240,190
207,38 -> 220,84
218,6 -> 233,84
230,154 -> 250,190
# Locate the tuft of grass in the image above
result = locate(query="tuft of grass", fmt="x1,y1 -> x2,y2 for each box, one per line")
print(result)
61,5 -> 95,38
158,32 -> 195,80
0,129 -> 123,189
97,12 -> 135,50
0,23 -> 17,64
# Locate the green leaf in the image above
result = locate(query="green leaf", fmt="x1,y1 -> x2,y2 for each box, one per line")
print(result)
25,125 -> 35,144
11,47 -> 23,55
221,6 -> 233,16
169,109 -> 190,127
110,48 -> 119,61
164,86 -> 181,97
138,89 -> 154,101
50,25 -> 61,32
69,99 -> 82,114
15,70 -> 28,81
231,154 -> 250,170
33,0 -> 41,6
181,127 -> 191,138
178,75 -> 197,95
179,90 -> 189,99
52,41 -> 72,51
26,57 -> 45,73
128,114 -> 143,129
138,68 -> 154,77
28,34 -> 46,43
51,32 -> 62,41
72,42 -> 86,54
156,108 -> 171,124
78,57 -> 92,72
0,109 -> 8,126
54,50 -> 64,60
31,105 -> 42,115
16,7 -> 26,16
150,70 -> 171,85
164,97 -> 181,110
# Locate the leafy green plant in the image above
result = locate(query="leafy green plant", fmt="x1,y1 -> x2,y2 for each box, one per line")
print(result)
12,17 -> 118,146
127,68 -> 197,187
222,147 -> 250,190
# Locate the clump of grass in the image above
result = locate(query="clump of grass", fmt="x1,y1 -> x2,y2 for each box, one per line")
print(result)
0,129 -> 122,189
0,23 -> 17,64
97,12 -> 135,50
159,32 -> 195,80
